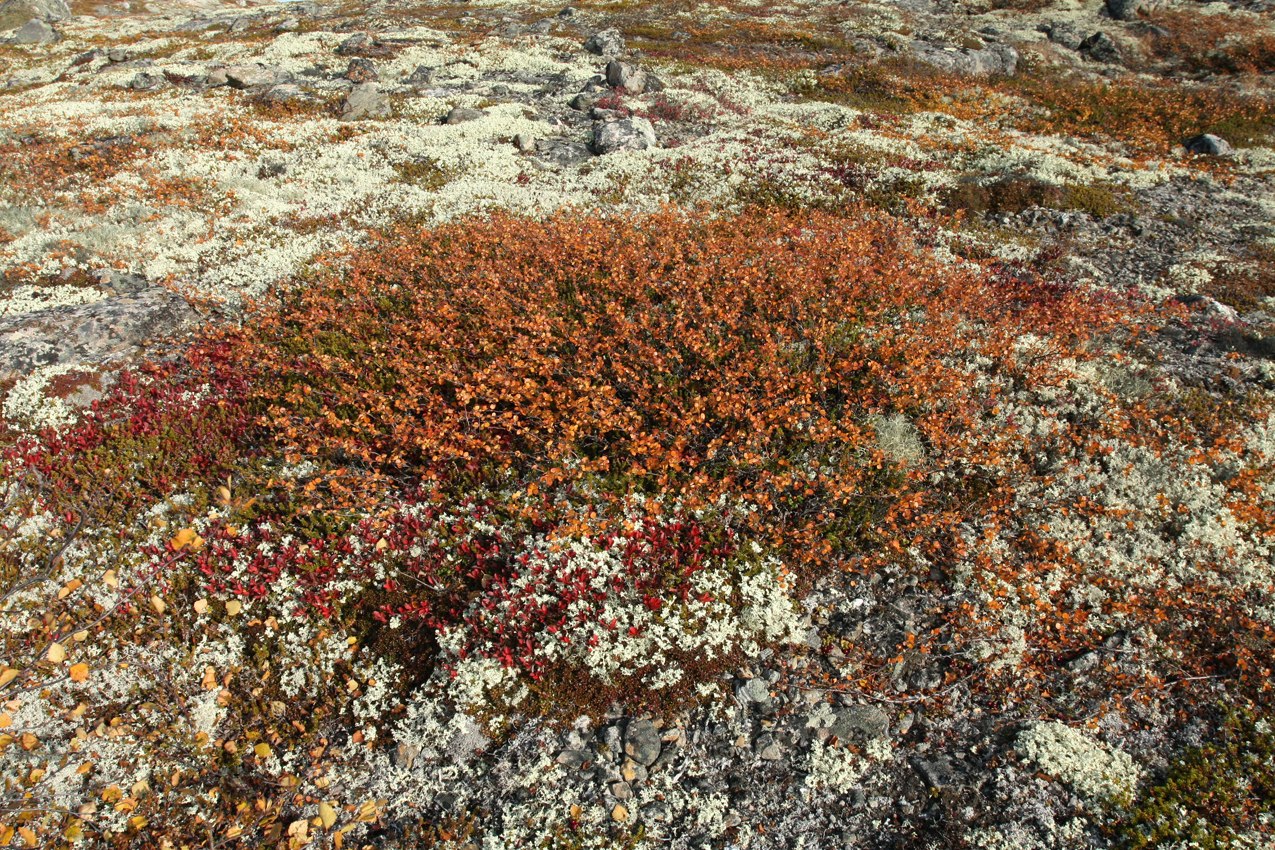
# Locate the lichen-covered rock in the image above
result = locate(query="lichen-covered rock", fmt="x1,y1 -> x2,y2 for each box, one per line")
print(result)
7,16 -> 52,43
340,83 -> 391,121
908,40 -> 1018,76
0,0 -> 66,31
591,117 -> 657,154
1183,133 -> 1233,156
583,28 -> 624,57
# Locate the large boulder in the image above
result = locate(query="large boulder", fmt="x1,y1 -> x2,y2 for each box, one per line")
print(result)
339,83 -> 390,121
0,0 -> 67,31
591,117 -> 656,154
907,40 -> 1018,77
8,16 -> 53,43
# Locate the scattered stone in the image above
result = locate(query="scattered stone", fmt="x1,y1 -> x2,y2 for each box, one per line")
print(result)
126,71 -> 165,92
344,58 -> 378,84
756,736 -> 784,760
583,28 -> 624,57
911,755 -> 958,790
591,117 -> 656,154
1183,133 -> 1233,156
1174,293 -> 1239,321
514,132 -> 536,152
223,63 -> 289,89
738,677 -> 771,703
555,748 -> 588,769
624,719 -> 661,766
0,0 -> 67,31
0,288 -> 196,383
336,32 -> 391,57
1105,0 -> 1142,21
532,138 -> 593,167
406,64 -> 434,85
570,92 -> 600,111
611,781 -> 632,800
255,84 -> 318,109
8,17 -> 53,43
908,40 -> 1018,76
340,83 -> 390,121
276,17 -> 300,32
444,106 -> 483,124
1040,20 -> 1085,50
605,60 -> 647,93
832,705 -> 891,741
1079,31 -> 1122,64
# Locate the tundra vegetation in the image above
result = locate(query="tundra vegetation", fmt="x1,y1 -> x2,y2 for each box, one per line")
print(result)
0,0 -> 1272,847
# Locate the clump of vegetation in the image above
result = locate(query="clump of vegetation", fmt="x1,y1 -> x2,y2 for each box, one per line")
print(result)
1141,9 -> 1275,76
1113,706 -> 1275,849
943,176 -> 1135,218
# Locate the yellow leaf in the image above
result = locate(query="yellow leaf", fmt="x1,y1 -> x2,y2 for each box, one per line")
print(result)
46,643 -> 66,663
193,599 -> 209,615
318,801 -> 337,830
0,825 -> 12,845
201,666 -> 217,690
0,714 -> 9,729
225,600 -> 242,616
254,743 -> 272,759
216,485 -> 232,505
19,733 -> 37,750
18,826 -> 36,848
333,828 -> 344,850
57,578 -> 82,600
171,528 -> 197,551
150,595 -> 166,615
72,630 -> 88,642
0,669 -> 17,688
69,664 -> 89,683
102,570 -> 118,589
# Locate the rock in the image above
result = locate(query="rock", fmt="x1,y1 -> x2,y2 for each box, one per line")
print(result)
336,32 -> 391,57
107,47 -> 129,63
591,117 -> 657,154
611,781 -> 632,800
583,28 -> 624,57
1174,293 -> 1239,321
126,71 -> 165,92
255,84 -> 317,109
276,17 -> 300,32
624,719 -> 661,766
910,755 -> 958,790
605,60 -> 647,93
1183,133 -> 1233,156
514,132 -> 536,152
738,677 -> 771,703
532,138 -> 593,168
0,288 -> 196,383
444,106 -> 483,124
570,92 -> 601,111
1105,0 -> 1142,21
406,64 -> 434,84
908,40 -> 1018,77
340,83 -> 390,121
344,58 -> 378,84
831,706 -> 890,741
611,804 -> 629,822
755,736 -> 784,760
555,748 -> 589,769
1040,21 -> 1085,50
0,0 -> 66,30
8,16 -> 52,43
1079,31 -> 1122,64
223,64 -> 289,89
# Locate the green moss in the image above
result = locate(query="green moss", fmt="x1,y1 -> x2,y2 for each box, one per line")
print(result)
1112,706 -> 1275,849
394,156 -> 458,191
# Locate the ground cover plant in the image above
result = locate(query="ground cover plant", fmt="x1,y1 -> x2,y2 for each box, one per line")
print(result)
1,0 -> 1275,846
0,204 -> 1273,847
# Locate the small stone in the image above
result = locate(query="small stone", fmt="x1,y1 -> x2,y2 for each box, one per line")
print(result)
583,27 -> 624,57
611,804 -> 628,822
624,719 -> 661,766
345,58 -> 378,84
9,17 -> 54,44
1041,21 -> 1085,50
591,116 -> 657,154
555,749 -> 588,769
1105,0 -> 1142,21
1079,31 -> 1122,64
738,677 -> 771,703
406,64 -> 434,85
276,17 -> 300,32
570,92 -> 600,111
336,32 -> 386,57
514,133 -> 536,152
831,705 -> 890,741
445,106 -> 483,125
1183,133 -> 1232,156
224,63 -> 286,89
605,60 -> 646,93
611,781 -> 632,800
757,739 -> 784,760
620,760 -> 638,782
340,83 -> 391,121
